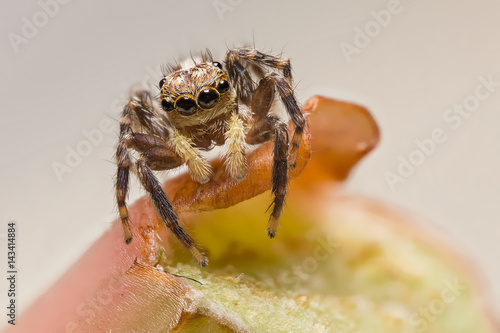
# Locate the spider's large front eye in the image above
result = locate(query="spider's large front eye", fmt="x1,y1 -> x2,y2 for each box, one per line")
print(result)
176,96 -> 197,116
216,79 -> 230,93
198,88 -> 219,109
161,99 -> 174,112
159,78 -> 166,89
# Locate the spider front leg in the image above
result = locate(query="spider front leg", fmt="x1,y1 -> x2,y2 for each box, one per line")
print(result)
123,133 -> 209,266
246,76 -> 290,238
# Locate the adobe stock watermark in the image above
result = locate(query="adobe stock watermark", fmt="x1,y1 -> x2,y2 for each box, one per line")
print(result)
279,235 -> 340,288
385,74 -> 499,191
404,277 -> 467,332
7,0 -> 72,54
339,0 -> 405,63
51,118 -> 116,182
65,270 -> 126,333
51,62 -> 165,182
213,0 -> 243,21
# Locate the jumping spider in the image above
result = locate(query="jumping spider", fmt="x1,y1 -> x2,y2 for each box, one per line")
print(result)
116,48 -> 305,266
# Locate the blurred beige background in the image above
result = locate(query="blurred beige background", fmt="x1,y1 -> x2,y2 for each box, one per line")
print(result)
1,0 -> 499,322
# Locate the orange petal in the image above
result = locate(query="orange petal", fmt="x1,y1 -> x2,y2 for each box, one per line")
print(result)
296,95 -> 379,187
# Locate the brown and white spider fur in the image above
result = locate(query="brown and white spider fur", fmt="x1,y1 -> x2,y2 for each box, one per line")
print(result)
115,48 -> 305,266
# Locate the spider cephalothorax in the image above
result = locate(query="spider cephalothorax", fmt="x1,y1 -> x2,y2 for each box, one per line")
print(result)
159,61 -> 235,124
116,48 -> 305,266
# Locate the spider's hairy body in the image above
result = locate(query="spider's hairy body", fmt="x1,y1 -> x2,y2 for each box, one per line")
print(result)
115,48 -> 305,266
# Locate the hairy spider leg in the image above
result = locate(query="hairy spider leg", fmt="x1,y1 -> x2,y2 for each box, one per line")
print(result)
225,48 -> 305,168
116,90 -> 208,266
136,158 -> 208,266
246,75 -> 290,238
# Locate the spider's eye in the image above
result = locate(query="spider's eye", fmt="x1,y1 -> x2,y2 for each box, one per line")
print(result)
159,78 -> 166,89
216,79 -> 230,93
176,96 -> 197,116
213,61 -> 222,69
161,99 -> 174,112
198,88 -> 219,109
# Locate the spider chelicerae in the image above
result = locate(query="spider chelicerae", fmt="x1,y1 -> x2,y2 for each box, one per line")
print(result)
115,47 -> 305,266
